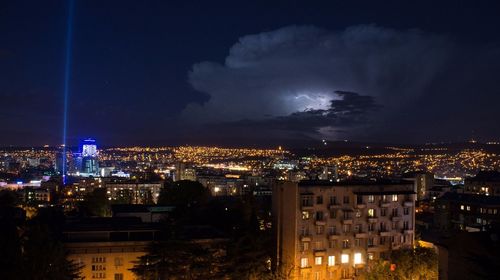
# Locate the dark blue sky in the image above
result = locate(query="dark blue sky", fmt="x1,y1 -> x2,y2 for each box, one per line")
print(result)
1,0 -> 500,147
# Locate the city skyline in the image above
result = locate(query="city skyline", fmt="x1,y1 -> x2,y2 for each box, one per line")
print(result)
2,1 -> 500,146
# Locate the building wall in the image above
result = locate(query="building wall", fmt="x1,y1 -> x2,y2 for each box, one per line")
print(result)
66,241 -> 148,280
273,181 -> 415,280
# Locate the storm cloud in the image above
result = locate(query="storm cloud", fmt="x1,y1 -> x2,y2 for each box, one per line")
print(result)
183,25 -> 451,138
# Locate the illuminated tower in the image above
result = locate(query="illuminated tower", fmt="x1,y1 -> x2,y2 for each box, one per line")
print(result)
80,138 -> 99,176
81,138 -> 97,157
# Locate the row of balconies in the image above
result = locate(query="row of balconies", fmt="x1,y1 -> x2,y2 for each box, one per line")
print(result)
298,242 -> 408,254
320,200 -> 414,210
309,215 -> 410,225
300,229 -> 414,242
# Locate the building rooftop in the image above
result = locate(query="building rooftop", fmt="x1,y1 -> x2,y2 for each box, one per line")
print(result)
438,192 -> 500,206
467,171 -> 500,182
298,179 -> 413,187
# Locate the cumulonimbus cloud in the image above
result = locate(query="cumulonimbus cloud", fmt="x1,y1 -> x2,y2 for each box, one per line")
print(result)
183,25 -> 453,140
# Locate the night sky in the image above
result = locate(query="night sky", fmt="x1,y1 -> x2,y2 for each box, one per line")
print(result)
1,0 -> 500,147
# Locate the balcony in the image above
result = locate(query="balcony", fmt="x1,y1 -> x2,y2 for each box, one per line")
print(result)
391,215 -> 402,222
368,217 -> 378,223
380,230 -> 392,237
355,232 -> 368,238
391,243 -> 401,250
342,219 -> 353,225
314,249 -> 326,256
328,234 -> 340,240
300,235 -> 312,242
355,203 -> 366,209
329,204 -> 342,210
404,201 -> 414,207
380,201 -> 391,208
315,220 -> 326,226
301,204 -> 314,211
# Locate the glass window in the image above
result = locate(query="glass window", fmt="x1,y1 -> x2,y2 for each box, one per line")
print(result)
368,208 -> 375,217
381,208 -> 387,216
368,238 -> 374,246
315,211 -> 324,221
301,258 -> 309,268
316,196 -> 323,204
341,254 -> 349,264
368,195 -> 374,203
330,209 -> 337,219
328,256 -> 335,266
354,253 -> 363,264
316,225 -> 324,235
302,211 -> 310,220
330,196 -> 337,205
392,195 -> 398,202
302,195 -> 313,207
315,256 -> 322,265
328,226 -> 336,235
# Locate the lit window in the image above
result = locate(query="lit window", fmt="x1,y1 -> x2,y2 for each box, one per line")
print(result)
315,256 -> 322,265
302,211 -> 310,220
354,253 -> 363,265
368,253 -> 374,260
301,258 -> 309,268
355,210 -> 361,218
368,195 -> 374,203
392,195 -> 398,202
460,205 -> 464,210
466,206 -> 471,211
341,254 -> 349,264
328,256 -> 335,266
368,209 -> 375,217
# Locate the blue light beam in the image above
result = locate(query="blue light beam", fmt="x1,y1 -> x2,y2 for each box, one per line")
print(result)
62,0 -> 75,184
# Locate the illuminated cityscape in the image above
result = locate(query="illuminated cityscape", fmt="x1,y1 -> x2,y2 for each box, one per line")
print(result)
2,1 -> 500,279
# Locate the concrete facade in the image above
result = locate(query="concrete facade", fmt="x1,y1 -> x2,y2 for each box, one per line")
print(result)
273,180 -> 416,280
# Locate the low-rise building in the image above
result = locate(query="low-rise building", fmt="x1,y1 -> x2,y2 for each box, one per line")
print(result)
64,217 -> 160,280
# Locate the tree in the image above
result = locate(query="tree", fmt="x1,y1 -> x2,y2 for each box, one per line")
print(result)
80,188 -> 111,217
22,223 -> 83,280
0,201 -> 82,280
391,246 -> 438,280
359,246 -> 438,280
131,239 -> 225,280
158,180 -> 210,208
0,189 -> 24,279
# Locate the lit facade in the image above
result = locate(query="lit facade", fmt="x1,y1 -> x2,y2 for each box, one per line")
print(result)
64,218 -> 159,280
273,180 -> 416,280
105,182 -> 163,204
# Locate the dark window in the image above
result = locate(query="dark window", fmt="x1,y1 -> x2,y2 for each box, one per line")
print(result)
316,196 -> 323,204
343,196 -> 350,204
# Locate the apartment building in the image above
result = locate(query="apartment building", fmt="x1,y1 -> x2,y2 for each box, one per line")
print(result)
464,171 -> 500,197
434,192 -> 500,232
273,180 -> 415,280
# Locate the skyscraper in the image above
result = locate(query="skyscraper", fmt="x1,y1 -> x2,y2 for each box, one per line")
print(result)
78,138 -> 99,177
